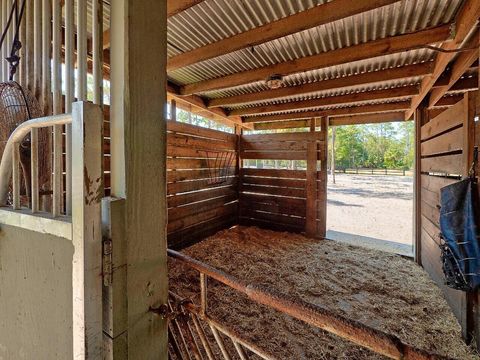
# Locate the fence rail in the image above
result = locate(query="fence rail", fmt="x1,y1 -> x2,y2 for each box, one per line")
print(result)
334,168 -> 412,176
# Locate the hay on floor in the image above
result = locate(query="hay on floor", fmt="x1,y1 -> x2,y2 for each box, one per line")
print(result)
169,226 -> 478,359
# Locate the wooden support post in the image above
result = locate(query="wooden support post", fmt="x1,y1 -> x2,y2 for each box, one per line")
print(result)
71,101 -> 104,359
235,124 -> 242,224
318,117 -> 328,238
414,102 -> 427,265
306,119 -> 318,238
171,99 -> 176,121
110,1 -> 168,358
331,126 -> 336,184
464,91 -> 479,346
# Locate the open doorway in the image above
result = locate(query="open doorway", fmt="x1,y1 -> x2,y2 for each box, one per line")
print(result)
326,121 -> 414,256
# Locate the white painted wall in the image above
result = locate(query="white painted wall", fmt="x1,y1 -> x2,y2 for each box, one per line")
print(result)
0,224 -> 73,359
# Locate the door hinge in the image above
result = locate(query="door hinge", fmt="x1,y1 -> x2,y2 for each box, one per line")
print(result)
103,238 -> 113,286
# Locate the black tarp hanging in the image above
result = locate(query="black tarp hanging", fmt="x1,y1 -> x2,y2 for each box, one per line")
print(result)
439,147 -> 480,291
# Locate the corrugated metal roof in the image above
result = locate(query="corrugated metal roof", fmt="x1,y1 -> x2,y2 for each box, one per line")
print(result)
167,0 -> 463,94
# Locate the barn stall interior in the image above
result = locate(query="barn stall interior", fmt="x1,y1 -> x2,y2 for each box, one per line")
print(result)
0,0 -> 479,359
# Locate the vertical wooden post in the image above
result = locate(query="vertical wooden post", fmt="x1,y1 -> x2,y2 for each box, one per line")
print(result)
76,0 -> 87,101
33,0 -> 41,97
236,124 -> 242,224
414,103 -> 427,265
92,0 -> 103,105
318,117 -> 328,238
171,99 -> 176,121
65,0 -> 74,215
331,125 -> 336,185
72,101 -> 104,359
110,1 -> 168,358
41,0 -> 51,114
306,119 -> 317,238
463,91 -> 479,347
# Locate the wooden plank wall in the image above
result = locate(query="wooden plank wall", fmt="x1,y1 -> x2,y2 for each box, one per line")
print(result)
239,127 -> 327,237
166,121 -> 238,248
419,94 -> 474,336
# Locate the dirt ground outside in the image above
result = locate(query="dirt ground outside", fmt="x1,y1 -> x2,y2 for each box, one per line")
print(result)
326,173 -> 413,256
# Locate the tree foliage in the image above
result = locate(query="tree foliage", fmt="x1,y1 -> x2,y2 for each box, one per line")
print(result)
331,121 -> 414,170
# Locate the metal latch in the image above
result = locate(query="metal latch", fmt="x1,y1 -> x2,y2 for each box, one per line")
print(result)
103,239 -> 113,286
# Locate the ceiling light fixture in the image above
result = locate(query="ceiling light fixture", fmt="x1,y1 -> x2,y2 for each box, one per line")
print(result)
266,74 -> 284,89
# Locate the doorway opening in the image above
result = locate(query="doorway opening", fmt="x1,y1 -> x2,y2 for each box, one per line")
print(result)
326,121 -> 414,257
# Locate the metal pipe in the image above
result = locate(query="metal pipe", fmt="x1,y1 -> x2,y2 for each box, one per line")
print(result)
0,113 -> 72,205
209,325 -> 232,360
168,249 -> 450,360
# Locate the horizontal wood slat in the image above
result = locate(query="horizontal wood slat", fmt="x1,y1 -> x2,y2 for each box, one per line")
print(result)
241,140 -> 309,151
168,186 -> 237,208
167,158 -> 238,170
421,127 -> 463,157
241,183 -> 306,198
241,176 -> 306,189
168,202 -> 237,233
167,120 -> 237,143
168,195 -> 237,222
421,153 -> 464,175
168,133 -> 236,151
242,132 -> 323,142
240,168 -> 307,179
240,151 -> 309,160
421,99 -> 464,141
168,178 -> 238,194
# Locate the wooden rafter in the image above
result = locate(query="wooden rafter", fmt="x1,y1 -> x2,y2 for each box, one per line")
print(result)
253,112 -> 405,130
242,101 -> 412,123
167,0 -> 401,71
428,31 -> 479,108
180,24 -> 453,95
229,85 -> 418,116
406,0 -> 480,119
208,62 -> 432,108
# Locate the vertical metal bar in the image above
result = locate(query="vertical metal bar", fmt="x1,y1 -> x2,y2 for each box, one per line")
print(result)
64,0 -> 73,215
52,0 -> 61,114
41,0 -> 51,114
12,142 -> 20,209
2,0 -> 7,81
31,127 -> 38,212
33,0 -> 41,96
200,273 -> 207,316
209,325 -> 232,360
51,0 -> 62,216
171,99 -> 176,121
76,0 -> 87,101
25,0 -> 34,90
19,0 -> 27,86
233,342 -> 249,360
191,315 -> 215,360
168,300 -> 193,360
92,0 -> 103,105
52,124 -> 62,216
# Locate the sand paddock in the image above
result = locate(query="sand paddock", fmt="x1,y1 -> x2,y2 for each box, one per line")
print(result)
169,226 -> 478,360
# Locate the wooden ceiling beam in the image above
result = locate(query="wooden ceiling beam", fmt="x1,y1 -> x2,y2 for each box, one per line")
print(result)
428,31 -> 479,108
329,112 -> 406,126
253,111 -> 406,130
229,85 -> 418,116
208,62 -> 432,108
406,0 -> 480,119
181,24 -> 453,95
167,0 -> 401,71
242,101 -> 412,123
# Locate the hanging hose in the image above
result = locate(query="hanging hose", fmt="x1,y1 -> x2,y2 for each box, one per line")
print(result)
0,0 -> 27,81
